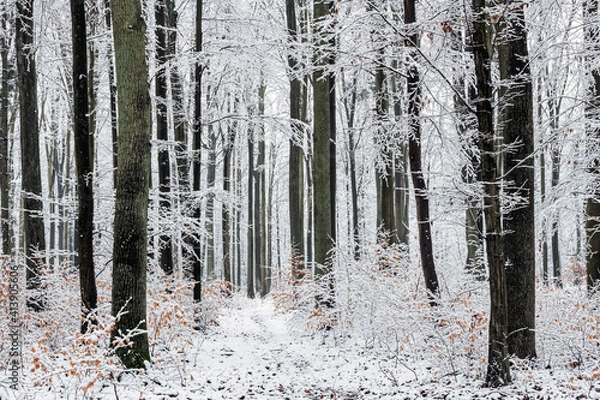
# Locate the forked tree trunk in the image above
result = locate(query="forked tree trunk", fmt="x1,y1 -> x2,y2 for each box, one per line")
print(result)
472,0 -> 511,386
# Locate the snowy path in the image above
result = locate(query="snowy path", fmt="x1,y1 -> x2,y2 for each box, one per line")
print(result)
189,297 -> 401,399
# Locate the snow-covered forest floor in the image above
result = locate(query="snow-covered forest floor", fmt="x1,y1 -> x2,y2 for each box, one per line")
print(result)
2,252 -> 600,399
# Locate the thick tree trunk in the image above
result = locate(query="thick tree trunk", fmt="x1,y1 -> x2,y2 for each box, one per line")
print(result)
71,0 -> 98,333
110,0 -> 151,369
404,0 -> 439,297
312,0 -> 334,308
497,0 -> 536,360
16,0 -> 47,311
472,0 -> 511,386
155,0 -> 174,275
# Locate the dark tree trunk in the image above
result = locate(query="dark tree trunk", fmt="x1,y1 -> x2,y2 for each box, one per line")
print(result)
343,73 -> 360,259
247,129 -> 255,298
472,0 -> 511,386
497,0 -> 536,360
404,0 -> 439,297
192,0 -> 203,302
286,0 -> 305,269
155,0 -> 173,275
110,0 -> 151,369
0,7 -> 11,255
222,127 -> 234,284
71,0 -> 98,333
103,0 -> 118,188
312,0 -> 334,308
391,62 -> 410,248
16,0 -> 47,311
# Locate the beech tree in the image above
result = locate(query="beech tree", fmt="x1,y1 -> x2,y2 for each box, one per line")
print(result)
110,0 -> 152,369
155,0 -> 174,276
472,0 -> 511,386
0,4 -> 10,255
70,0 -> 98,333
404,0 -> 439,297
313,0 -> 335,308
286,0 -> 305,269
16,0 -> 47,311
497,0 -> 536,359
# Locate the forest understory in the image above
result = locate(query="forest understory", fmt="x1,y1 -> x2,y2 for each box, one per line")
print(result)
1,249 -> 600,400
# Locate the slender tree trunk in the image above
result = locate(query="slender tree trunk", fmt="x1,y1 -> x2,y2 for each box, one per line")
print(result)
286,0 -> 305,270
247,129 -> 255,298
192,0 -> 203,302
205,127 -> 216,281
404,0 -> 438,297
472,0 -> 511,386
497,0 -> 536,360
16,0 -> 47,311
103,0 -> 118,188
375,47 -> 395,244
390,63 -> 409,248
71,0 -> 98,333
342,73 -> 360,259
155,0 -> 174,275
110,0 -> 151,369
313,0 -> 334,308
0,7 -> 10,255
222,127 -> 234,284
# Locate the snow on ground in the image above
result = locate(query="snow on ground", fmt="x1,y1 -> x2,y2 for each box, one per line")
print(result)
2,289 -> 600,399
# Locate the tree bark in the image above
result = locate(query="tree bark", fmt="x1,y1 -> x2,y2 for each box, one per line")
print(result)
404,0 -> 439,297
472,0 -> 511,386
286,0 -> 305,269
155,0 -> 174,275
0,7 -> 10,255
497,0 -> 536,360
247,128 -> 255,298
375,49 -> 395,245
110,0 -> 151,369
103,0 -> 119,188
71,0 -> 98,333
192,0 -> 203,302
312,0 -> 334,308
16,0 -> 47,311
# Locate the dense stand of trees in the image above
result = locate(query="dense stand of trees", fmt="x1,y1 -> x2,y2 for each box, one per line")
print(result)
2,0 -> 600,385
